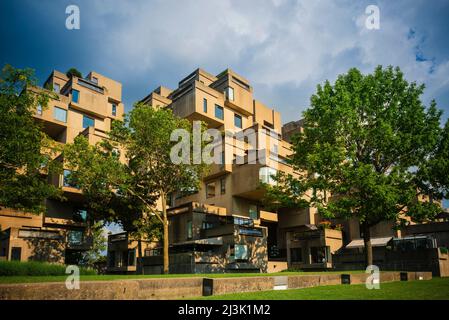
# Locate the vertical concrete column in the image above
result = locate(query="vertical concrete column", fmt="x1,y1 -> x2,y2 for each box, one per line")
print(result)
286,232 -> 291,267
305,245 -> 312,264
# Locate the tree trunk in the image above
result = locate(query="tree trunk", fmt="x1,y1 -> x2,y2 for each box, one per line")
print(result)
137,238 -> 144,275
362,222 -> 373,267
161,192 -> 169,274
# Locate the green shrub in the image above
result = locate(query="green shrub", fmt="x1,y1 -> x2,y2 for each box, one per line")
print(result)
0,260 -> 96,276
440,247 -> 448,254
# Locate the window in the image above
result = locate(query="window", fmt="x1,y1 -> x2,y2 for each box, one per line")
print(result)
233,217 -> 253,227
11,247 -> 22,261
270,143 -> 278,155
111,103 -> 117,116
239,228 -> 263,237
203,98 -> 207,113
71,89 -> 79,103
53,83 -> 60,93
215,104 -> 224,120
290,248 -> 303,263
206,182 -> 216,198
186,220 -> 193,239
311,246 -> 329,264
219,151 -> 225,167
202,221 -> 215,230
225,87 -> 234,101
145,248 -> 161,257
91,77 -> 98,84
63,169 -> 78,188
109,251 -> 116,267
53,107 -> 67,123
68,230 -> 83,245
259,167 -> 277,185
73,209 -> 87,222
234,114 -> 242,128
37,104 -> 42,115
235,244 -> 248,260
249,205 -> 258,220
220,178 -> 226,195
128,249 -> 136,266
82,115 -> 95,128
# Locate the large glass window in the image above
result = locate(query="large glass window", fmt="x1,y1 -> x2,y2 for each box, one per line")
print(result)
249,205 -> 258,220
203,98 -> 207,113
290,248 -> 303,263
234,114 -> 242,128
128,249 -> 136,266
206,182 -> 215,198
225,87 -> 234,101
11,247 -> 21,261
220,178 -> 226,195
215,104 -> 224,120
73,209 -> 87,222
259,167 -> 277,185
53,107 -> 67,123
63,169 -> 79,188
233,217 -> 253,227
82,115 -> 95,128
67,230 -> 83,245
311,246 -> 329,264
235,244 -> 248,260
186,220 -> 193,239
71,89 -> 79,103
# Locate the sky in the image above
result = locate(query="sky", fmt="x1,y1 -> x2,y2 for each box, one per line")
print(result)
1,0 -> 448,213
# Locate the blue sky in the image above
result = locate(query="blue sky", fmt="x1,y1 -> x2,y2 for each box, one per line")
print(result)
1,0 -> 448,209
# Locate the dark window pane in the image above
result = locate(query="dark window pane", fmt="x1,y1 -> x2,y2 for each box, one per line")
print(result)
82,115 -> 95,128
215,105 -> 224,120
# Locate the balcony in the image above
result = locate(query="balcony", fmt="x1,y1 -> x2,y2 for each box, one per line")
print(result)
79,126 -> 109,145
259,210 -> 278,222
43,217 -> 87,228
231,163 -> 265,200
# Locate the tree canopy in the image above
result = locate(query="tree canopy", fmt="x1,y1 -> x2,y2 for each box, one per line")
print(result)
66,68 -> 82,79
64,103 -> 209,273
0,64 -> 60,214
265,66 -> 448,266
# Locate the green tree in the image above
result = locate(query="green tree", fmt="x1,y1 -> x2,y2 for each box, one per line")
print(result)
109,104 -> 208,274
0,64 -> 60,214
64,104 -> 208,274
265,66 -> 448,267
81,221 -> 107,267
66,68 -> 82,79
63,134 -> 154,272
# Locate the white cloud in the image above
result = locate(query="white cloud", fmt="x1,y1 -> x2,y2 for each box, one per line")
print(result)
80,0 -> 449,122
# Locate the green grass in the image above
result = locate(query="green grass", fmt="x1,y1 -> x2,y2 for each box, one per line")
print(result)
200,277 -> 449,300
0,260 -> 96,277
0,270 -> 364,284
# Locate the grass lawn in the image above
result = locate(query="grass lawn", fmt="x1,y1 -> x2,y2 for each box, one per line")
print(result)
0,270 -> 365,284
200,277 -> 449,300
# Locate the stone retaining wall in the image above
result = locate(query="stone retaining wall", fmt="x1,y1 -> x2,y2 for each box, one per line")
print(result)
0,271 -> 433,300
0,277 -> 203,300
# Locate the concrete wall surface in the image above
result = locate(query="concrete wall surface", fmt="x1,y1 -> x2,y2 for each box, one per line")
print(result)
0,272 -> 433,300
0,278 -> 203,300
